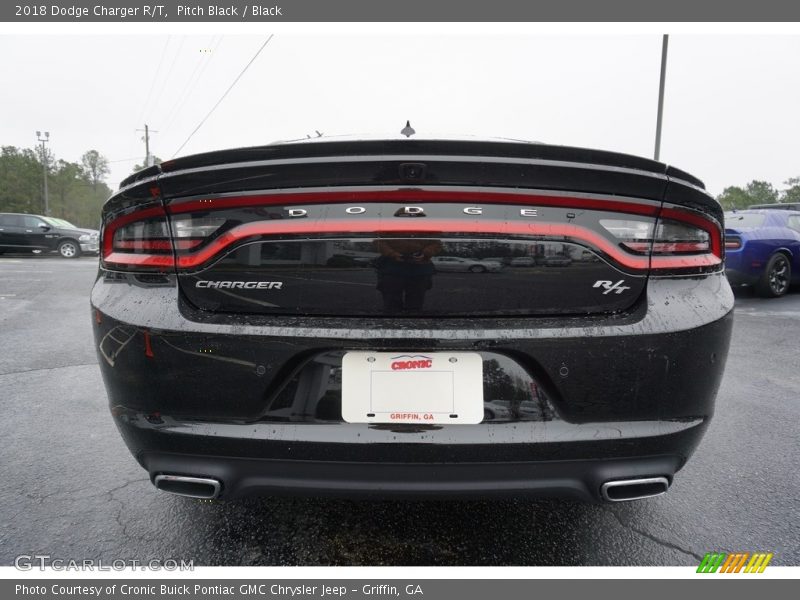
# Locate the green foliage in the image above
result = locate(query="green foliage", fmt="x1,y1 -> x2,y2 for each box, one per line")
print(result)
81,149 -> 110,192
717,179 -> 795,210
717,186 -> 751,210
132,155 -> 162,172
0,145 -> 112,229
744,180 -> 779,205
781,177 -> 800,203
0,146 -> 43,214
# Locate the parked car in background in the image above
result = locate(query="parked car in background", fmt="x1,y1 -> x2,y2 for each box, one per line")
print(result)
724,209 -> 800,297
509,256 -> 536,267
431,256 -> 503,273
0,212 -> 99,258
543,254 -> 573,267
747,202 -> 800,211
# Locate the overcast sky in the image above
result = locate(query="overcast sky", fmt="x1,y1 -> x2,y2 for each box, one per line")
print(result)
1,34 -> 798,195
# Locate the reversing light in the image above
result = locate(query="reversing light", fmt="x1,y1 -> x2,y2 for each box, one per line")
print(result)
172,215 -> 226,239
599,219 -> 653,254
601,218 -> 711,255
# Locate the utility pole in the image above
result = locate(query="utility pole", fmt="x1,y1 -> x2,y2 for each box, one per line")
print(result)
36,131 -> 50,216
654,34 -> 669,161
137,124 -> 158,167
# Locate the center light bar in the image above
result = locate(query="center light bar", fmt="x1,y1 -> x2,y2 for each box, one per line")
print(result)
101,189 -> 722,273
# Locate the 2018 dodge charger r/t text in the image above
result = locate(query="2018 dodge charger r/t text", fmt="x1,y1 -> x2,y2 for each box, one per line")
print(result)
91,137 -> 733,503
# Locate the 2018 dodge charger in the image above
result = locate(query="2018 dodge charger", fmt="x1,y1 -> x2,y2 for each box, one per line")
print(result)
91,136 -> 733,502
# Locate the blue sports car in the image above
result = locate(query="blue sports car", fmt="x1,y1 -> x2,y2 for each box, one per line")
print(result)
724,209 -> 800,297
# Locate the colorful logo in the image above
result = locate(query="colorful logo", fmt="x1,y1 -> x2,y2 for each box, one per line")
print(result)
697,552 -> 773,573
390,355 -> 433,370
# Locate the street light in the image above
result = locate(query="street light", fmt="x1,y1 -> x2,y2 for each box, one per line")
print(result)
36,130 -> 50,216
654,35 -> 669,161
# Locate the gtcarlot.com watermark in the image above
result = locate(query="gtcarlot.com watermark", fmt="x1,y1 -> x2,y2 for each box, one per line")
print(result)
14,554 -> 194,571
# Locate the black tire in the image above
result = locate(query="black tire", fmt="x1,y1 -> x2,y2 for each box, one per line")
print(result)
57,239 -> 81,259
756,253 -> 791,298
468,265 -> 487,273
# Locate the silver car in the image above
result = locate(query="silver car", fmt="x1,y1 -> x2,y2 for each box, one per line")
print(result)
431,256 -> 503,273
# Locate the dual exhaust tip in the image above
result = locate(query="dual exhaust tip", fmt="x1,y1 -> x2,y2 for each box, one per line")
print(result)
153,474 -> 221,499
152,474 -> 669,502
600,476 -> 670,502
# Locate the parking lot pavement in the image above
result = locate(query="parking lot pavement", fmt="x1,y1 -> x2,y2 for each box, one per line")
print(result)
1,257 -> 798,566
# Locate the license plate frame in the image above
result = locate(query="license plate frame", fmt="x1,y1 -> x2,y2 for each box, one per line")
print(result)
341,352 -> 484,424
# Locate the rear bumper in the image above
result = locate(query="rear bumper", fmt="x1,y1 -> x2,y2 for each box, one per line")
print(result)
140,451 -> 683,502
92,271 -> 734,500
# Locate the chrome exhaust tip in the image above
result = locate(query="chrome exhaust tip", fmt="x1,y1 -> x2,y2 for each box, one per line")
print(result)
153,475 -> 221,499
601,476 -> 669,502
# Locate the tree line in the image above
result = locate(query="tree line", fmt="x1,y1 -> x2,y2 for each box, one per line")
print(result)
0,142 -> 797,228
0,145 -> 114,229
717,178 -> 800,210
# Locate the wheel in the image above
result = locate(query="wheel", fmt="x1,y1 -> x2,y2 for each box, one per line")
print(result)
756,253 -> 791,298
58,239 -> 81,259
468,265 -> 487,273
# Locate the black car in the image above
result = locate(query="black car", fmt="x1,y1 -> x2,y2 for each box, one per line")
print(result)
0,213 -> 99,258
91,137 -> 733,503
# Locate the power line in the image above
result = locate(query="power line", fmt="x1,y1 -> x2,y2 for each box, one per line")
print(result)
172,35 -> 274,158
136,36 -> 172,127
161,35 -> 218,129
147,35 -> 187,122
162,35 -> 224,133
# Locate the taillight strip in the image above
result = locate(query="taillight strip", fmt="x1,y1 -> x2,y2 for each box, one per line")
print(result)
103,253 -> 175,268
651,254 -> 721,269
170,219 -> 651,270
113,239 -> 202,251
102,190 -> 723,272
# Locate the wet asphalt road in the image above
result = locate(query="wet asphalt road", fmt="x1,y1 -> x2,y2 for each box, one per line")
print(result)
0,256 -> 798,566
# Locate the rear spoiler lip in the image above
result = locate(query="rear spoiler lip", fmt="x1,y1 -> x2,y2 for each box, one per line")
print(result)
118,139 -> 706,191
110,144 -> 717,224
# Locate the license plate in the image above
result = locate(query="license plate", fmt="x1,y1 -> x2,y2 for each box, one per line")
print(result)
341,352 -> 484,424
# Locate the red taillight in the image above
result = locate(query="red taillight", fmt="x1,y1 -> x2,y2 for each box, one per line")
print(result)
101,204 -> 175,271
649,220 -> 711,255
101,209 -> 227,271
601,208 -> 722,272
101,190 -> 722,274
725,237 -> 742,250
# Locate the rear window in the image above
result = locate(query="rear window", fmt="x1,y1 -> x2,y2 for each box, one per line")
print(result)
23,216 -> 47,228
43,217 -> 77,228
725,213 -> 766,228
0,214 -> 24,226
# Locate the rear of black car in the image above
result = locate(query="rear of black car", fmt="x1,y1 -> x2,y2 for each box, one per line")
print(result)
91,138 -> 733,502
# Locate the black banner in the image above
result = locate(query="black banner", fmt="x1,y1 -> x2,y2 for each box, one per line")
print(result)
3,0 -> 800,22
5,579 -> 797,600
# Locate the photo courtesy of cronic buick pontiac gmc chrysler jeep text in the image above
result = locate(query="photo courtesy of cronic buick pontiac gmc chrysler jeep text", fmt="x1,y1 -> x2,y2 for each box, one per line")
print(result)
91,136 -> 733,503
